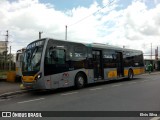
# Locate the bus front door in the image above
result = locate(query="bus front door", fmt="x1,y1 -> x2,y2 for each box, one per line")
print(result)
116,52 -> 124,77
92,50 -> 103,80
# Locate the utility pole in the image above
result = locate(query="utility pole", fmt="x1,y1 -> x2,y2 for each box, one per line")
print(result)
39,31 -> 43,39
5,30 -> 9,52
157,46 -> 158,60
65,25 -> 67,40
151,43 -> 152,60
9,46 -> 11,71
4,30 -> 8,70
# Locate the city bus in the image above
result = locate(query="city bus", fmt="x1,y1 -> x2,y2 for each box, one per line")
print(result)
16,48 -> 25,81
22,38 -> 145,90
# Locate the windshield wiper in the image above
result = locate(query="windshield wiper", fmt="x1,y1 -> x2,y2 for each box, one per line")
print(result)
31,46 -> 38,60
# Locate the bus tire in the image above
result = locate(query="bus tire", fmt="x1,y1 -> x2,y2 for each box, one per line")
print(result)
128,69 -> 133,80
75,73 -> 85,89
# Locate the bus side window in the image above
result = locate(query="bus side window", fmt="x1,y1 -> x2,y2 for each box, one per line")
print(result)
49,48 -> 65,64
47,47 -> 55,64
56,49 -> 65,64
92,51 -> 96,60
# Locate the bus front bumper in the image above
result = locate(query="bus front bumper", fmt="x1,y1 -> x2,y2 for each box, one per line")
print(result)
22,82 -> 36,90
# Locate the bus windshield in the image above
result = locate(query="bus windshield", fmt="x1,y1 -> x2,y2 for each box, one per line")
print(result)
22,40 -> 44,74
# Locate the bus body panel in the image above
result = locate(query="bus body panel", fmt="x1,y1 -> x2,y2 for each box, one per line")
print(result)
43,75 -> 52,89
85,69 -> 94,84
58,69 -> 85,88
23,78 -> 41,89
104,68 -> 117,80
133,67 -> 145,75
22,38 -> 145,90
44,69 -> 89,89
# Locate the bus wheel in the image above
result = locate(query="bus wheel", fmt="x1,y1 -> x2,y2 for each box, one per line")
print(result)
75,73 -> 85,89
128,69 -> 133,80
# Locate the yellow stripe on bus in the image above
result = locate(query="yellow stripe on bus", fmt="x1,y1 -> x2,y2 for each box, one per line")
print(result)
107,68 -> 145,78
108,70 -> 117,78
124,70 -> 128,76
133,68 -> 145,75
22,75 -> 37,82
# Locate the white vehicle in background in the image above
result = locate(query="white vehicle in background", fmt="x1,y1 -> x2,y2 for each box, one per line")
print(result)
16,48 -> 25,81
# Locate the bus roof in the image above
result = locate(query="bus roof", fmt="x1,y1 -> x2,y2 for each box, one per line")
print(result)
35,38 -> 143,53
83,43 -> 142,52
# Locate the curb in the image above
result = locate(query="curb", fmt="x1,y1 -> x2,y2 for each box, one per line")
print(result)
142,71 -> 160,75
0,90 -> 30,99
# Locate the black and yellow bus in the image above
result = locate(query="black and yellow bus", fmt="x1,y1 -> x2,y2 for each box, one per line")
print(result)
22,38 -> 145,90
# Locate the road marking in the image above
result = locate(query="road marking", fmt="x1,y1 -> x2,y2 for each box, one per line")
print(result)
0,98 -> 11,102
0,99 -> 6,102
18,98 -> 45,104
141,80 -> 149,82
90,88 -> 102,91
112,84 -> 123,87
61,92 -> 78,96
127,82 -> 137,85
0,90 -> 24,96
150,117 -> 160,120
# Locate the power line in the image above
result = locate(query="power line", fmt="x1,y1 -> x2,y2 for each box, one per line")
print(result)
68,0 -> 115,27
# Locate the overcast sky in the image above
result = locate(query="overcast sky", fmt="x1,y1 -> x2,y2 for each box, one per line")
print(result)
0,0 -> 160,58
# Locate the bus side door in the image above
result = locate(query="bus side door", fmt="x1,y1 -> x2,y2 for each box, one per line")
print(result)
92,50 -> 103,80
116,52 -> 124,77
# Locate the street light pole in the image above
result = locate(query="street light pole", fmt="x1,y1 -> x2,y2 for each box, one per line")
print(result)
39,31 -> 43,39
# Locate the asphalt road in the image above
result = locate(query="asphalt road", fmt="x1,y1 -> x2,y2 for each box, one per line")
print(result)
0,73 -> 160,120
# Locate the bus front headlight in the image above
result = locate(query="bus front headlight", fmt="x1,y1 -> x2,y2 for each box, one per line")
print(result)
35,73 -> 42,80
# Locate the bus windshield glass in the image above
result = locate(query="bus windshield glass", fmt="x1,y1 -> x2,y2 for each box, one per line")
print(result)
23,40 -> 44,73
